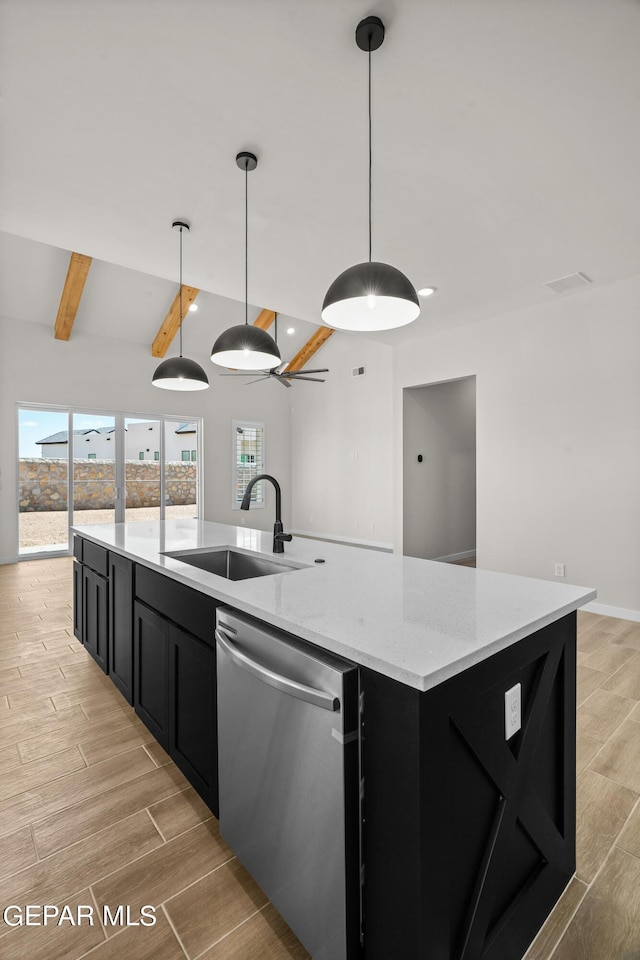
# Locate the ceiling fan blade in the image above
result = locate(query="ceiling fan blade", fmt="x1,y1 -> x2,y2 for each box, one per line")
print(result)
245,376 -> 270,385
286,368 -> 329,376
219,372 -> 267,377
287,375 -> 326,382
276,375 -> 293,387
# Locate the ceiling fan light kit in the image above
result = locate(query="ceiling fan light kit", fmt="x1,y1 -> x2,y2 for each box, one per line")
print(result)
152,221 -> 210,391
210,152 -> 281,371
321,16 -> 420,332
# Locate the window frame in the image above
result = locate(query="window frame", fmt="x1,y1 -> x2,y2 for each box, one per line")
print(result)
232,419 -> 265,510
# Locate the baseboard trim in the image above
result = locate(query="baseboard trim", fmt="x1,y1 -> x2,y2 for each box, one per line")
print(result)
292,530 -> 393,553
431,550 -> 477,563
582,601 -> 640,624
0,555 -> 18,566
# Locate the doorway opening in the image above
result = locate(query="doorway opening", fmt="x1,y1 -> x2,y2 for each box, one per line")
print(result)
402,376 -> 476,564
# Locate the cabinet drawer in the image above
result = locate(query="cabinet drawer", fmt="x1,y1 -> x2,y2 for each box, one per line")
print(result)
83,540 -> 108,577
135,564 -> 219,647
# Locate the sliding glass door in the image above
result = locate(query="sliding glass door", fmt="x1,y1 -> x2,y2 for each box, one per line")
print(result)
18,407 -> 70,555
72,412 -> 117,528
17,404 -> 202,557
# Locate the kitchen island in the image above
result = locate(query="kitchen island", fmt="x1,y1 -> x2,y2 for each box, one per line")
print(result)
72,518 -> 595,960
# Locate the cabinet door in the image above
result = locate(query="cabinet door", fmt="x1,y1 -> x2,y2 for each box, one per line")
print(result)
83,566 -> 108,672
73,561 -> 83,642
108,553 -> 133,704
169,625 -> 218,815
134,601 -> 169,749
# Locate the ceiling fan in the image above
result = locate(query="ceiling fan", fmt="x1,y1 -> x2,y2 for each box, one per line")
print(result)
219,315 -> 328,387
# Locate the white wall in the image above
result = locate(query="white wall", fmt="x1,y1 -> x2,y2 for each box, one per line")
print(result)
290,332 -> 394,548
394,276 -> 640,613
403,377 -> 476,561
0,316 -> 292,562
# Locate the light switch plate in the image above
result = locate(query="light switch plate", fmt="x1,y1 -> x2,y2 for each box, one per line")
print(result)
504,683 -> 522,740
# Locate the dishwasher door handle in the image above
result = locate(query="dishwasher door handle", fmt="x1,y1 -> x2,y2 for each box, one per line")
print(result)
216,628 -> 339,712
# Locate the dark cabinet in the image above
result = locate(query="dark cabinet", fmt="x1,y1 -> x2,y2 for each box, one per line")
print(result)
169,624 -> 217,811
73,560 -> 83,641
73,535 -> 110,673
134,601 -> 169,749
83,565 -> 108,672
108,553 -> 134,703
74,550 -> 220,815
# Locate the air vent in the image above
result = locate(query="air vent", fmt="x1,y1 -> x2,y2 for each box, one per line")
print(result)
352,366 -> 366,377
544,272 -> 593,294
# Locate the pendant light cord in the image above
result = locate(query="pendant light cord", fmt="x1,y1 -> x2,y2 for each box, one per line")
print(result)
368,45 -> 372,264
245,164 -> 249,326
178,226 -> 183,357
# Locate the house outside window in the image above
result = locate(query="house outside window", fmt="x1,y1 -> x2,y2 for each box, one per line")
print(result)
87,453 -> 96,460
181,450 -> 190,462
154,451 -> 159,461
138,451 -> 144,460
191,450 -> 197,461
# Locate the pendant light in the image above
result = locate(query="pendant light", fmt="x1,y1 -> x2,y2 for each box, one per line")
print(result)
321,16 -> 420,332
152,221 -> 209,391
210,152 -> 281,370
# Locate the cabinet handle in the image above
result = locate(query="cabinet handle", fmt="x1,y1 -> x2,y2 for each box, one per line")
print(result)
215,628 -> 339,712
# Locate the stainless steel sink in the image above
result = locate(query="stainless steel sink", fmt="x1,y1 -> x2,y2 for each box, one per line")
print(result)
162,547 -> 301,580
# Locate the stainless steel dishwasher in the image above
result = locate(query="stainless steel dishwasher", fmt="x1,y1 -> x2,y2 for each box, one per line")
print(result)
215,607 -> 361,960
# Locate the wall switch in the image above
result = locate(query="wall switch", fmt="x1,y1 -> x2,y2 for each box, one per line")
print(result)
554,563 -> 565,577
504,683 -> 522,740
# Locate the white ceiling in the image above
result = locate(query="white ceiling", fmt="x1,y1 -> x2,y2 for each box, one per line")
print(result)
2,0 -> 640,348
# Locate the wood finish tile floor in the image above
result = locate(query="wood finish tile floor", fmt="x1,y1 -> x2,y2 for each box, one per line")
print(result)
1,559 -> 639,959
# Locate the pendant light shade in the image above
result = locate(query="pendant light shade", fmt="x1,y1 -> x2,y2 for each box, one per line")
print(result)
321,16 -> 420,333
211,152 -> 281,370
152,355 -> 210,390
322,261 -> 419,331
209,323 -> 283,370
152,221 -> 209,391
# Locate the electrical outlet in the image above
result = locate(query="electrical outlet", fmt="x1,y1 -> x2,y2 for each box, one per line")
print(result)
504,683 -> 522,740
554,563 -> 565,577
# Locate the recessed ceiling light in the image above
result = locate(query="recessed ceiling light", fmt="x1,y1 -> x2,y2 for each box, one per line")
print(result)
286,327 -> 295,335
189,303 -> 198,312
417,287 -> 436,297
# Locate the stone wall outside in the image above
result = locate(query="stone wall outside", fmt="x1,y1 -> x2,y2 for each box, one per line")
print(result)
19,458 -> 196,511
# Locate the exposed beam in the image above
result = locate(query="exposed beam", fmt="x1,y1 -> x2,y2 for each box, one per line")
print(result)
285,326 -> 334,372
151,286 -> 200,357
253,308 -> 276,329
54,252 -> 93,341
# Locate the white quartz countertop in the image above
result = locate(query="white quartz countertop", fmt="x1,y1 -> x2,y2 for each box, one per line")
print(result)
72,519 -> 596,692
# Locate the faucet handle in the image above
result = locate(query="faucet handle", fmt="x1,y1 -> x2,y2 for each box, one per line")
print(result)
275,532 -> 293,542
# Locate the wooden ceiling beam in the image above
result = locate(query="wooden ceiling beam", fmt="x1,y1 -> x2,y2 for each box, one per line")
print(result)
151,286 -> 200,357
284,326 -> 334,372
253,308 -> 276,329
54,252 -> 93,340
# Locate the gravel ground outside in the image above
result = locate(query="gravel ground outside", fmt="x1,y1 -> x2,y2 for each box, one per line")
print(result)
19,504 -> 198,549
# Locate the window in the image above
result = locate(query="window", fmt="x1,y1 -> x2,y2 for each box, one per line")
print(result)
191,450 -> 197,461
181,450 -> 190,462
17,404 -> 203,558
233,421 -> 264,508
